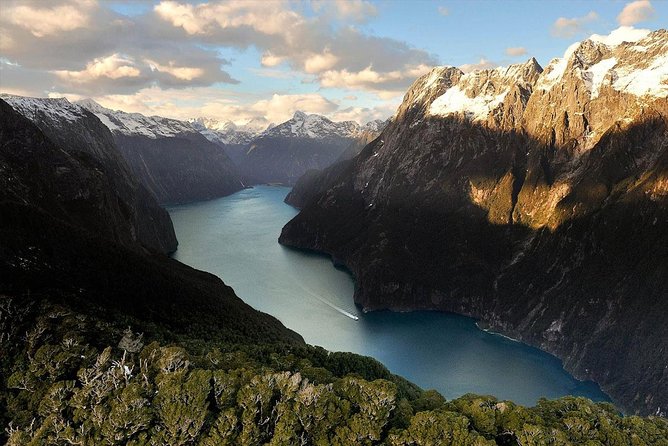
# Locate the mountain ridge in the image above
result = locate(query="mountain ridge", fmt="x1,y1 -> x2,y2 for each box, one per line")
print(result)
280,28 -> 668,416
74,99 -> 244,204
0,95 -> 178,254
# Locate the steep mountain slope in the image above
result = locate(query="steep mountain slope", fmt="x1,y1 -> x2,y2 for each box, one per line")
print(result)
3,96 -> 667,446
284,119 -> 387,208
1,95 -> 177,254
78,100 -> 244,204
280,29 -> 668,416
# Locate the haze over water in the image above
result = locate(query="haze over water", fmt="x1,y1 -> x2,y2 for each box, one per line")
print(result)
168,185 -> 609,406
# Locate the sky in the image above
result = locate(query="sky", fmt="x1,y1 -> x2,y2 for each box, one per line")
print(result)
0,0 -> 665,125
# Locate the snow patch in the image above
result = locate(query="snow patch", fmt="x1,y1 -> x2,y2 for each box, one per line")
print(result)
589,26 -> 651,47
536,42 -> 581,91
585,58 -> 618,98
429,85 -> 508,121
613,53 -> 668,98
1,94 -> 83,123
92,112 -> 119,132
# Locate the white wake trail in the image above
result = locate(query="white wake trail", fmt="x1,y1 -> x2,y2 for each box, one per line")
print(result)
298,284 -> 359,321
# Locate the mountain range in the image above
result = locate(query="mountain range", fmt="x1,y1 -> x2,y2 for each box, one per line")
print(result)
1,23 -> 668,443
280,28 -> 668,416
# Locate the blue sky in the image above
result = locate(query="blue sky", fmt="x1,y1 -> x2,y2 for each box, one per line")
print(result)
1,0 -> 665,124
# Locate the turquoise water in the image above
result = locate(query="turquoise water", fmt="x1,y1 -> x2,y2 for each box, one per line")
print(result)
168,185 -> 609,406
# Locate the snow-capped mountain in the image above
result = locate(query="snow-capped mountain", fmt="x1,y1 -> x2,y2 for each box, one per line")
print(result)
261,111 -> 361,139
1,95 -> 85,124
189,117 -> 272,145
76,99 -> 243,203
225,112 -> 388,185
77,99 -> 196,138
360,119 -> 388,134
191,111 -> 384,146
281,28 -> 668,417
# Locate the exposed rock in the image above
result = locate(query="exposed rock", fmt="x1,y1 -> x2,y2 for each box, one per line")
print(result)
279,30 -> 668,415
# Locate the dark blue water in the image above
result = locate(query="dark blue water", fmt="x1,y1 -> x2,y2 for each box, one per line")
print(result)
168,185 -> 609,406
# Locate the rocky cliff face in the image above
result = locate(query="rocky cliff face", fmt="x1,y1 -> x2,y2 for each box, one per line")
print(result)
1,96 -> 177,254
280,29 -> 668,416
78,100 -> 244,204
0,98 -> 301,348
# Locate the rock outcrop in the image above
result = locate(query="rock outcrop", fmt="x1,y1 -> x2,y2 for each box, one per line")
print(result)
280,29 -> 668,416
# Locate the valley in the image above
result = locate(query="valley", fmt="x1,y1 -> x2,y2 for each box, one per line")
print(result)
1,1 -> 667,441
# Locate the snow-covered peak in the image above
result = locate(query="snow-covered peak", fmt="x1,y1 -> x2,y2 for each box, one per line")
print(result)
77,100 -> 196,138
428,58 -> 542,121
293,110 -> 308,121
261,111 -> 361,139
242,117 -> 274,134
536,28 -> 668,99
1,94 -> 87,123
189,116 -> 272,145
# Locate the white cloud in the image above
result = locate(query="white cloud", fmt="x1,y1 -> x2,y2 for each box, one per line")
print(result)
551,11 -> 599,38
588,26 -> 651,46
3,0 -> 436,116
505,47 -> 528,57
319,64 -> 432,98
437,6 -> 450,16
60,87 -> 334,124
261,52 -> 285,67
0,86 -> 36,97
4,0 -> 95,37
153,0 -> 304,36
617,0 -> 655,26
459,58 -> 497,73
249,93 -> 339,123
145,59 -> 204,81
304,51 -> 339,74
54,54 -> 141,83
311,0 -> 377,22
50,85 -> 395,126
153,1 -> 437,95
333,0 -> 378,21
331,103 -> 397,124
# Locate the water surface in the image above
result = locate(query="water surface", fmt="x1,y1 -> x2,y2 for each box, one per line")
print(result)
169,185 -> 609,406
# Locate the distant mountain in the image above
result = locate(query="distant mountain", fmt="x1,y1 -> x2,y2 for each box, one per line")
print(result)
261,110 -> 360,139
336,119 -> 388,162
280,28 -> 668,416
210,111 -> 388,185
189,116 -> 273,145
1,95 -> 177,254
78,100 -> 244,204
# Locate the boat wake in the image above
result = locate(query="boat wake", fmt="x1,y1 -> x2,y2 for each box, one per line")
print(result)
299,285 -> 359,320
